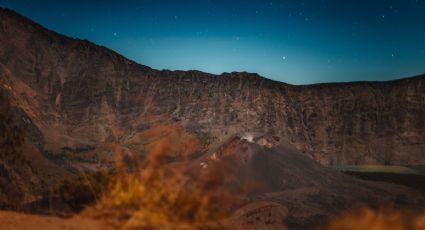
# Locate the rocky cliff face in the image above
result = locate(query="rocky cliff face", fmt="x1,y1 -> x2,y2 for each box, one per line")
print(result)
1,8 -> 425,206
1,8 -> 424,166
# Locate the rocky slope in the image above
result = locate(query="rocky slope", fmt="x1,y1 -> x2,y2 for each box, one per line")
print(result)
200,135 -> 424,229
0,7 -> 425,208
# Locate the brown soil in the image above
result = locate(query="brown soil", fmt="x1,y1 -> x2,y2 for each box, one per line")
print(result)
0,211 -> 113,230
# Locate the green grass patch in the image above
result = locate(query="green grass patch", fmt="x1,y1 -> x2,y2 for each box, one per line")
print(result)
330,165 -> 425,176
330,165 -> 425,193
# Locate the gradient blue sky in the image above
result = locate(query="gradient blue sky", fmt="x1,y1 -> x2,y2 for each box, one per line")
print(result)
1,0 -> 425,84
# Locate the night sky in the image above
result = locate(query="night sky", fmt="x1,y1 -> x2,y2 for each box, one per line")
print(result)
1,0 -> 425,84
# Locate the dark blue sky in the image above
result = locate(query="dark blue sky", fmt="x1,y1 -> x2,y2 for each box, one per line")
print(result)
1,0 -> 425,84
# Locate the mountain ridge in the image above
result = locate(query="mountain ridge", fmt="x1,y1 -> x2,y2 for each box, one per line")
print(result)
1,7 -> 425,210
1,7 -> 424,87
1,6 -> 425,165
